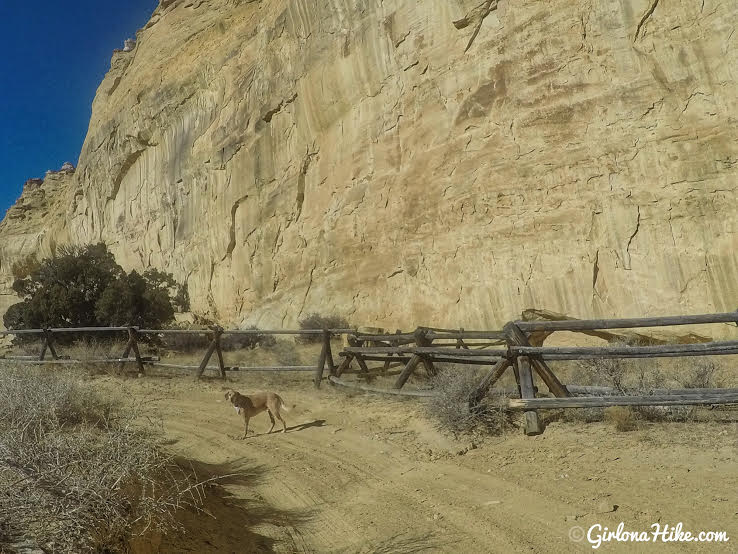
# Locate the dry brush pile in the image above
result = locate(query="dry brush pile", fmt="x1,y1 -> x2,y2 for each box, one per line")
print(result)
0,365 -> 206,552
427,367 -> 516,437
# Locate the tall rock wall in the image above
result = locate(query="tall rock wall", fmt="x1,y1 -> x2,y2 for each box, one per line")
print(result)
1,0 -> 737,331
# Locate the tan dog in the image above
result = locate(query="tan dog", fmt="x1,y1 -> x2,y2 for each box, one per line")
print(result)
224,389 -> 290,439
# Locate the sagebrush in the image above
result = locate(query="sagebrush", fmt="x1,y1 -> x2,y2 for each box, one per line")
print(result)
296,313 -> 350,344
427,367 -> 515,436
0,366 -> 205,552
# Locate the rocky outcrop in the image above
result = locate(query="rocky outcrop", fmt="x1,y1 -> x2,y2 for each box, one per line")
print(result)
0,170 -> 72,321
1,0 -> 737,333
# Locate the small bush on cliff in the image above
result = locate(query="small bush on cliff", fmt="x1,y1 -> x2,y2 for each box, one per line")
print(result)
3,243 -> 187,332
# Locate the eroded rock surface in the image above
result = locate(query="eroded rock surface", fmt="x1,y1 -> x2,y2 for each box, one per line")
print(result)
1,0 -> 736,332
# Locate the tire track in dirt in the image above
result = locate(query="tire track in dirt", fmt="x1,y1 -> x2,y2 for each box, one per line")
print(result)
157,394 -> 587,552
89,375 -> 738,553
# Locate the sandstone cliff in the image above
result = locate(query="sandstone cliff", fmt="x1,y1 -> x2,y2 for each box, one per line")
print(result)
1,0 -> 736,331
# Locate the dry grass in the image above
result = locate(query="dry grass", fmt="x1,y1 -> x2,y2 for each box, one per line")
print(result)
63,339 -> 129,362
604,406 -> 637,432
0,365 -> 208,552
560,357 -> 725,424
427,367 -> 516,437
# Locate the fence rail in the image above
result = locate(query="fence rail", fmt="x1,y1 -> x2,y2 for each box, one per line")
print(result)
0,325 -> 353,379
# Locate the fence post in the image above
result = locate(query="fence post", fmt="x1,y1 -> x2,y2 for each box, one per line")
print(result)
39,329 -> 59,361
196,327 -> 221,380
516,355 -> 543,436
128,327 -> 145,375
503,322 -> 569,398
414,327 -> 436,376
314,331 -> 329,388
213,326 -> 226,378
324,329 -> 336,374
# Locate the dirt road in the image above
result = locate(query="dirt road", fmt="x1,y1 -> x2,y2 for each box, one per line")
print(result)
102,371 -> 737,553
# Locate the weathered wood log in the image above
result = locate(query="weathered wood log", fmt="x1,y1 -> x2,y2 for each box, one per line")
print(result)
196,331 -> 220,380
516,356 -> 543,435
152,363 -> 312,371
39,329 -> 59,361
416,347 -> 507,357
1,358 -> 157,364
508,393 -> 738,410
354,333 -> 416,343
427,356 -> 502,366
0,329 -> 44,335
504,322 -> 569,398
141,328 -> 354,335
128,328 -> 146,375
565,385 -> 738,396
140,328 -> 211,335
515,312 -> 738,332
324,331 -> 336,373
50,326 -> 130,333
426,330 -> 506,340
313,335 -> 329,388
394,354 -> 422,389
118,327 -> 134,371
542,350 -> 738,360
511,362 -> 521,396
329,376 -> 437,397
335,354 -> 354,377
49,327 -> 128,334
512,341 -> 738,359
355,355 -> 371,374
414,328 -> 438,376
339,352 -> 502,365
339,353 -> 412,362
469,359 -> 512,405
343,346 -> 507,357
214,328 -> 226,379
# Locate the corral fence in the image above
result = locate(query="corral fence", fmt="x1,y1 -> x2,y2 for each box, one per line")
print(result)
0,326 -> 353,379
3,311 -> 738,436
328,311 -> 738,435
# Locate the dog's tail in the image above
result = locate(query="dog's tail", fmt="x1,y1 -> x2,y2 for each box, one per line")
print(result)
278,395 -> 292,412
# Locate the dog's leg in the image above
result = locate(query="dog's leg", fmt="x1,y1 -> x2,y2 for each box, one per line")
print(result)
267,410 -> 276,433
276,409 -> 287,433
242,416 -> 250,439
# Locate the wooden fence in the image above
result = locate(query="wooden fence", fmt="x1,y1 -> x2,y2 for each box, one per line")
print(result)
330,311 -> 738,435
3,311 -> 738,437
0,326 -> 353,379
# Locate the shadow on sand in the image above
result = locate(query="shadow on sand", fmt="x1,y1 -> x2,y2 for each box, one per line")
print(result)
233,419 -> 326,440
132,459 -> 315,553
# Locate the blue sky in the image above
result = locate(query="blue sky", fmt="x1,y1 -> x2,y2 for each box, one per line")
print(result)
0,1 -> 157,217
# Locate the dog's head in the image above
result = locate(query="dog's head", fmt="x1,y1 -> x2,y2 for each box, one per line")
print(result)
224,389 -> 236,403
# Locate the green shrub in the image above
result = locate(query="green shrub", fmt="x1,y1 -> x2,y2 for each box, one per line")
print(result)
221,327 -> 277,350
297,313 -> 349,343
3,244 -> 186,334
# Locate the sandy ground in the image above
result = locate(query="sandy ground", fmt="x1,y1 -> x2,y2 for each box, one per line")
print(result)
85,366 -> 738,554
